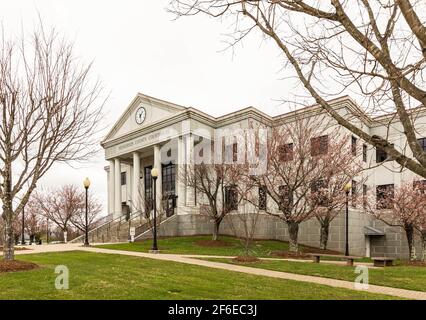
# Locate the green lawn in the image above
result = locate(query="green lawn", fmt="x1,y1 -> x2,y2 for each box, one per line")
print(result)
96,235 -> 288,257
202,258 -> 426,292
96,235 -> 372,262
96,235 -> 332,257
0,251 -> 395,300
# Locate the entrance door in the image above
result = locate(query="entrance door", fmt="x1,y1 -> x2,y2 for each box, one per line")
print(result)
365,236 -> 371,258
162,162 -> 176,217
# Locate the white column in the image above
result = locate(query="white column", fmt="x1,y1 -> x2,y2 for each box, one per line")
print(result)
108,160 -> 115,215
132,152 -> 141,212
154,144 -> 162,211
129,164 -> 133,205
186,133 -> 195,206
177,136 -> 186,208
114,158 -> 122,217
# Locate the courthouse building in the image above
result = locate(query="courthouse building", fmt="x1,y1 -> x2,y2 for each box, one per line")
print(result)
100,93 -> 426,258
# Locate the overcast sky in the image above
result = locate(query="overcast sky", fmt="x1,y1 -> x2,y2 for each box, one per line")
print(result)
0,0 -> 303,214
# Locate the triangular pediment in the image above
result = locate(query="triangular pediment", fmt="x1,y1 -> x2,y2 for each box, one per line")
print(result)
104,93 -> 186,141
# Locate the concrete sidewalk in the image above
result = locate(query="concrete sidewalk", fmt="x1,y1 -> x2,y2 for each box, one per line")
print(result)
8,243 -> 426,300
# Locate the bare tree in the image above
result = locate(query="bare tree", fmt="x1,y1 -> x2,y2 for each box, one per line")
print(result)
244,116 -> 346,252
0,24 -> 104,259
309,138 -> 364,250
22,199 -> 44,244
170,1 -> 426,179
70,192 -> 103,235
412,181 -> 426,261
186,160 -> 241,240
365,181 -> 424,260
226,211 -> 260,258
127,179 -> 169,241
34,185 -> 83,243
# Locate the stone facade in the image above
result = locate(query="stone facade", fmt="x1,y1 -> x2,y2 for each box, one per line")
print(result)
101,93 -> 426,260
136,211 -> 421,259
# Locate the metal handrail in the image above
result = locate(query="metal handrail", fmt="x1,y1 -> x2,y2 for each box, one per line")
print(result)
133,213 -> 176,241
70,213 -> 122,242
70,209 -> 147,242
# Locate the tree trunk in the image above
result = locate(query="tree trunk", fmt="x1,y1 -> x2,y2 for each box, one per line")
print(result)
319,220 -> 330,250
212,219 -> 222,241
63,230 -> 68,243
3,213 -> 15,260
287,221 -> 299,252
405,225 -> 416,261
421,231 -> 426,262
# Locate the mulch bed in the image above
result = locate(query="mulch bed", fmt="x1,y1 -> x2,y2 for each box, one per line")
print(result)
403,261 -> 426,267
232,256 -> 261,263
195,240 -> 232,247
271,251 -> 312,259
302,247 -> 341,255
271,246 -> 340,259
0,260 -> 39,273
0,246 -> 29,251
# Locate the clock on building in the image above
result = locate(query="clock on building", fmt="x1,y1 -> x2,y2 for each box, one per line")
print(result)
135,106 -> 146,124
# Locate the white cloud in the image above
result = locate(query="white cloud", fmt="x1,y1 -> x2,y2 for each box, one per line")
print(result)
0,0 -> 298,215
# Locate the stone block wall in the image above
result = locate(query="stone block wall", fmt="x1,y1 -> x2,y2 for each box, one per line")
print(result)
137,209 -> 417,259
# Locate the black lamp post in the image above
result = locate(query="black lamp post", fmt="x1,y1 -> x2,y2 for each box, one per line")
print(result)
344,182 -> 352,256
21,205 -> 25,245
151,168 -> 159,252
83,177 -> 91,246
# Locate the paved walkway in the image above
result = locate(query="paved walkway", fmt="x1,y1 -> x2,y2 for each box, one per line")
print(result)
9,243 -> 426,300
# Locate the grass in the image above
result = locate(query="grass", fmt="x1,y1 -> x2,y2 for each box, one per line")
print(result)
96,235 -> 287,257
96,235 -> 325,256
0,251 -> 397,300
96,235 -> 373,262
201,257 -> 426,293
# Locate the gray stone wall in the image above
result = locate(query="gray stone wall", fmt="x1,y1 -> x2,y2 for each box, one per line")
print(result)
137,210 -> 419,259
369,219 -> 422,259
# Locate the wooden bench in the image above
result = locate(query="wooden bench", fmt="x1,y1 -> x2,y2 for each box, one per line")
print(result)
371,257 -> 395,267
308,253 -> 360,266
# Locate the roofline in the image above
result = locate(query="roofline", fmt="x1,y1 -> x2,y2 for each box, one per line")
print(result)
136,92 -> 187,111
102,93 -> 377,148
103,93 -> 188,141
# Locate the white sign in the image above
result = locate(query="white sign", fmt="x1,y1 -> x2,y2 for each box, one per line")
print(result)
129,227 -> 136,236
105,127 -> 174,158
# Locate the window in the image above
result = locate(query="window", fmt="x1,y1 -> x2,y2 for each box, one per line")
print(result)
351,136 -> 357,156
232,143 -> 238,162
311,135 -> 328,156
376,184 -> 394,209
225,185 -> 238,212
225,142 -> 238,163
120,172 -> 126,185
279,143 -> 294,162
363,184 -> 368,209
376,148 -> 388,163
351,180 -> 357,208
363,144 -> 368,162
162,163 -> 176,215
162,163 -> 176,199
258,186 -> 267,211
279,185 -> 293,210
310,179 -> 328,206
144,166 -> 153,211
418,138 -> 426,152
